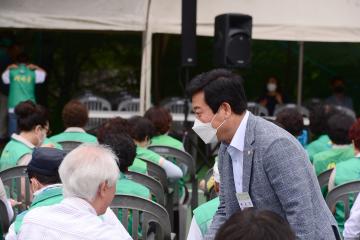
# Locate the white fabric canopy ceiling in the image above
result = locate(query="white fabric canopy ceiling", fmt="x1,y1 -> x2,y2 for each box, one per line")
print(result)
1,0 -> 360,111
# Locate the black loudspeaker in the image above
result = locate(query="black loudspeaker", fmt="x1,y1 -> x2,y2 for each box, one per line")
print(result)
181,0 -> 197,67
214,14 -> 252,68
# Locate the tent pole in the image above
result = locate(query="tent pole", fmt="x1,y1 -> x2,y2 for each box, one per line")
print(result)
297,41 -> 304,106
140,0 -> 152,114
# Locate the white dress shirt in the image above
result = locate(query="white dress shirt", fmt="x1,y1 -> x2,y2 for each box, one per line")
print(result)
18,197 -> 132,240
343,194 -> 360,240
227,110 -> 249,194
187,217 -> 203,240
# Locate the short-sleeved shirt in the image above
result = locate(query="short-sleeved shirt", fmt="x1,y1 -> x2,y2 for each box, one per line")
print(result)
128,158 -> 148,175
116,173 -> 150,199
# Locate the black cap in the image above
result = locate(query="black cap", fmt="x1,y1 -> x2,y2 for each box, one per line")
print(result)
27,147 -> 66,176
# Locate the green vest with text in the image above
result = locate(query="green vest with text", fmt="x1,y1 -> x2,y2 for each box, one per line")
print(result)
8,64 -> 36,109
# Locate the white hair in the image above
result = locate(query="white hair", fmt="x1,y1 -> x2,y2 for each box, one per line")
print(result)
59,143 -> 119,202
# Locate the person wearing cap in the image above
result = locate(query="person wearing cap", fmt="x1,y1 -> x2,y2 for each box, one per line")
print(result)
49,100 -> 98,144
5,147 -> 66,240
17,144 -> 132,240
187,161 -> 221,240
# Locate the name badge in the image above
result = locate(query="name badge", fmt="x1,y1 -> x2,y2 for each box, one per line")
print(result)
236,192 -> 254,210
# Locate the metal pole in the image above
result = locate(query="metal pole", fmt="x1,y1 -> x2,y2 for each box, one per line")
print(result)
297,41 -> 304,106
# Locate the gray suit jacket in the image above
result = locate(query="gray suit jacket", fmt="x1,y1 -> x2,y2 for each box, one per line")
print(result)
205,113 -> 338,240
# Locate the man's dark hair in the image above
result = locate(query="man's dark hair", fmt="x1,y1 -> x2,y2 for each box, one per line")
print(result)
128,116 -> 155,142
215,208 -> 295,240
187,69 -> 247,114
328,113 -> 355,145
15,100 -> 48,132
275,108 -> 304,137
62,100 -> 89,128
27,170 -> 61,185
102,133 -> 136,173
309,104 -> 339,138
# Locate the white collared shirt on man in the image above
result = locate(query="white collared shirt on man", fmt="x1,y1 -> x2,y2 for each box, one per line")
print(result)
18,197 -> 132,240
227,110 -> 249,194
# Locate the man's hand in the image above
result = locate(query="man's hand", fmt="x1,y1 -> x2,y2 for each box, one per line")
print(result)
27,64 -> 39,70
7,64 -> 18,69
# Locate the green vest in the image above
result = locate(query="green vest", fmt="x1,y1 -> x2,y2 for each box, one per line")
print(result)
8,64 -> 36,109
14,185 -> 63,234
333,157 -> 360,233
128,158 -> 148,175
313,146 -> 354,176
193,197 -> 220,236
136,146 -> 161,165
49,131 -> 98,144
150,135 -> 184,150
0,137 -> 33,171
306,135 -> 332,163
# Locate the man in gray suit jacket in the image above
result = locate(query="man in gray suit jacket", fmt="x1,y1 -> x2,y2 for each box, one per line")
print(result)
188,69 -> 339,240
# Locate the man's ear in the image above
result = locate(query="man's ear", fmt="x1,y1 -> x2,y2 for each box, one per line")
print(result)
221,102 -> 232,119
98,182 -> 107,198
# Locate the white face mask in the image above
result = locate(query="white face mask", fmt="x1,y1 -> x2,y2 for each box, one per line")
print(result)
267,83 -> 277,92
36,127 -> 47,147
192,114 -> 226,144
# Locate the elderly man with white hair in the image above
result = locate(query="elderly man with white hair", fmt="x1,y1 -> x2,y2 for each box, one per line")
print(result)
17,144 -> 132,240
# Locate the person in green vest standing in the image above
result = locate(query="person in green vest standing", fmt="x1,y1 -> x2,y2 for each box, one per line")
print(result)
313,113 -> 355,176
0,101 -> 51,171
328,118 -> 360,234
5,147 -> 65,240
1,54 -> 46,137
187,161 -> 220,240
49,100 -> 98,144
129,116 -> 183,180
306,104 -> 339,163
144,106 -> 184,150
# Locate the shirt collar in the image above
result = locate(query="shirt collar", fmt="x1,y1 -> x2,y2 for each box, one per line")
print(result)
65,127 -> 86,133
11,133 -> 36,149
62,197 -> 97,216
33,184 -> 63,196
229,110 -> 249,152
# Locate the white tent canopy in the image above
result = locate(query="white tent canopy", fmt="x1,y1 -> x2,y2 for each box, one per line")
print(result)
2,0 -> 360,111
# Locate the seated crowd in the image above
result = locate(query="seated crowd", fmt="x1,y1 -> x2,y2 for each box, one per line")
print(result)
1,91 -> 360,239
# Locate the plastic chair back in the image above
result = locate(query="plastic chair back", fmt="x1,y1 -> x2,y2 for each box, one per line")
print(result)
110,194 -> 171,240
0,166 -> 31,213
326,180 -> 360,220
126,171 -> 165,206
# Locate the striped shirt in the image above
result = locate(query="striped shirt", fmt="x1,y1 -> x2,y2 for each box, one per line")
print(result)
18,197 -> 132,240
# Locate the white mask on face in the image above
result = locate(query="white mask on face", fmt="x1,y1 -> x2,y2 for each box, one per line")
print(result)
192,114 -> 226,144
267,83 -> 277,92
36,127 -> 46,147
